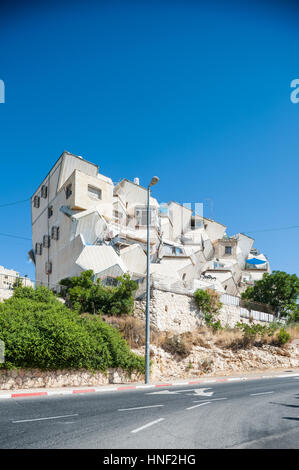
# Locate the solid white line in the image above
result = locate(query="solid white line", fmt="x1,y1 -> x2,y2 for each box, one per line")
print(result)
131,418 -> 164,434
250,391 -> 274,396
175,382 -> 189,386
118,405 -> 164,411
12,413 -> 79,423
193,398 -> 227,402
186,401 -> 211,410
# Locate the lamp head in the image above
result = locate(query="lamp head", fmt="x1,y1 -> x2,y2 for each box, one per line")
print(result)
149,176 -> 159,187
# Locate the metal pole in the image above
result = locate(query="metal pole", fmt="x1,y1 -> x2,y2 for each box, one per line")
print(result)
145,186 -> 151,383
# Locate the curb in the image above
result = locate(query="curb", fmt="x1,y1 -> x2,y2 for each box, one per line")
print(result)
0,372 -> 299,400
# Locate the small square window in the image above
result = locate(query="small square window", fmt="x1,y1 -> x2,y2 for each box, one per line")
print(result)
33,195 -> 40,208
225,246 -> 232,255
88,185 -> 102,200
41,185 -> 48,199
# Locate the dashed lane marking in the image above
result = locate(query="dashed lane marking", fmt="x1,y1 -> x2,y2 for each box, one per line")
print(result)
131,418 -> 165,434
118,405 -> 164,411
186,401 -> 211,411
12,414 -> 79,424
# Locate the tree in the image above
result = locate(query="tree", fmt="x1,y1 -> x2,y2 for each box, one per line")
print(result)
59,271 -> 138,316
242,271 -> 299,318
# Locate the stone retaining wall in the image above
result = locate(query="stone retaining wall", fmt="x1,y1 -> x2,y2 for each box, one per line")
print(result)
0,368 -> 143,390
134,288 -> 269,333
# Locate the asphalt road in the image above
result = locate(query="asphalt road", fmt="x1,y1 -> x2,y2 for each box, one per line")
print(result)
0,375 -> 298,449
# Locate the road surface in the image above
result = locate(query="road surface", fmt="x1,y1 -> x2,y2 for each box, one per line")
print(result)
0,374 -> 298,449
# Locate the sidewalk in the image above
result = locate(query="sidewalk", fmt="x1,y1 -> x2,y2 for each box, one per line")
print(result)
1,367 -> 299,400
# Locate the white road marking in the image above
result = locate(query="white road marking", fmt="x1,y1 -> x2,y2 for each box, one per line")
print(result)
148,387 -> 214,397
192,388 -> 214,397
12,413 -> 79,424
193,397 -> 227,402
186,401 -> 211,410
131,418 -> 165,433
250,391 -> 274,396
118,405 -> 164,411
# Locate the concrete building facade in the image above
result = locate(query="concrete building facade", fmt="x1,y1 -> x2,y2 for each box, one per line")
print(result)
30,151 -> 271,296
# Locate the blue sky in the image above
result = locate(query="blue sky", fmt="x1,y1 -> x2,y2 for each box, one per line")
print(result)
0,0 -> 299,279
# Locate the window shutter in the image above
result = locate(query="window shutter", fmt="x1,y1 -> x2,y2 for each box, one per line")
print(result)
41,185 -> 48,198
35,243 -> 42,255
51,226 -> 59,240
45,261 -> 52,274
43,235 -> 50,248
33,196 -> 40,208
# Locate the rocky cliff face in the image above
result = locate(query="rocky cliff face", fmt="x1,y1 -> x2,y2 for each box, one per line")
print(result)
133,342 -> 299,381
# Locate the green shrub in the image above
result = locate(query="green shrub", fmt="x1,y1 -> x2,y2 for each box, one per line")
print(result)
277,328 -> 291,345
60,271 -> 137,316
0,289 -> 144,373
194,288 -> 223,331
194,289 -> 210,315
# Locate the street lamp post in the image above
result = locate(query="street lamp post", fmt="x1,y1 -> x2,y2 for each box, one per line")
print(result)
145,176 -> 159,384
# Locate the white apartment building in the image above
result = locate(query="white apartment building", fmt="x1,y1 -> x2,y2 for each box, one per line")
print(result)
0,265 -> 34,302
30,151 -> 271,296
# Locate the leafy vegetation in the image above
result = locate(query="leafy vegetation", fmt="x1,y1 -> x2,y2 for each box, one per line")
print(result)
194,288 -> 223,331
59,270 -> 138,316
277,328 -> 291,345
242,271 -> 299,319
235,322 -> 291,348
0,286 -> 144,373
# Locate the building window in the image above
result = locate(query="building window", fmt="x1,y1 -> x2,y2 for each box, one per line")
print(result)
51,226 -> 59,240
43,235 -> 50,248
33,195 -> 40,208
135,207 -> 157,227
48,206 -> 53,218
225,246 -> 232,255
41,185 -> 48,199
45,261 -> 52,274
66,184 -> 72,199
113,210 -> 123,222
88,185 -> 102,200
35,243 -> 42,255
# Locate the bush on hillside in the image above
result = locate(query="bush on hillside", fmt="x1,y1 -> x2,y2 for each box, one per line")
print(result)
277,328 -> 291,345
194,288 -> 223,331
0,287 -> 144,373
